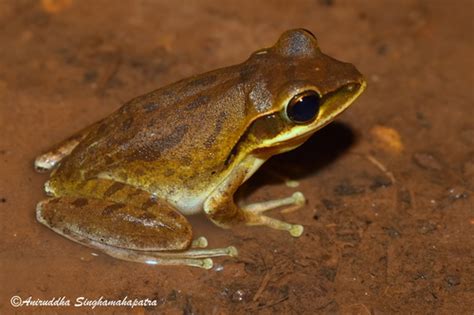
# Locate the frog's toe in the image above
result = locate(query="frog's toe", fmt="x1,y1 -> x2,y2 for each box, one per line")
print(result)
246,212 -> 304,237
191,236 -> 208,248
95,242 -> 237,269
147,257 -> 213,270
243,191 -> 306,213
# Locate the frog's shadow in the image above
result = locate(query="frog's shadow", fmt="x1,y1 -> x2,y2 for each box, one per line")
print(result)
241,121 -> 358,194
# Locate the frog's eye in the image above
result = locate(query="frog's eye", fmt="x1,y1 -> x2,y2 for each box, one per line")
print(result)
286,91 -> 321,124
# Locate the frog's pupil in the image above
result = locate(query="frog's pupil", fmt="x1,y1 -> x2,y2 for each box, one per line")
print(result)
287,92 -> 320,123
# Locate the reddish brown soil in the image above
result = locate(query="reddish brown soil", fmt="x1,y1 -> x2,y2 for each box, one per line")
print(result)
1,0 -> 473,314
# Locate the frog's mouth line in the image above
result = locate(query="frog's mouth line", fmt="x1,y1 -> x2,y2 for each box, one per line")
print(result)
225,80 -> 366,167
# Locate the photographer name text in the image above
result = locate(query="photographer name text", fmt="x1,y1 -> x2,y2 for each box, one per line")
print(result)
10,295 -> 158,309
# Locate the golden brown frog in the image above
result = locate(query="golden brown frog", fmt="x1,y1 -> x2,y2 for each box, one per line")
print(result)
35,29 -> 366,269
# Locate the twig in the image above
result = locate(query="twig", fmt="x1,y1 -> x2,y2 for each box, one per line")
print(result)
365,154 -> 396,184
97,49 -> 122,95
252,270 -> 272,302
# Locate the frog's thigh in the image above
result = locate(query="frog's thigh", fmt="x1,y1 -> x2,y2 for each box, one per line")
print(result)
36,196 -> 193,251
37,196 -> 236,269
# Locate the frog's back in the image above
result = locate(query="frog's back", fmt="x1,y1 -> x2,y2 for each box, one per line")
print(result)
53,64 -> 255,195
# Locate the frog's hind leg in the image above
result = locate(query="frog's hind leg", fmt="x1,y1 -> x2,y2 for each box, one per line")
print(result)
34,121 -> 101,172
36,196 -> 237,269
88,238 -> 237,269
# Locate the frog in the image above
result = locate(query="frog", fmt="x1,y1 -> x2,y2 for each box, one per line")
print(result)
34,29 -> 366,269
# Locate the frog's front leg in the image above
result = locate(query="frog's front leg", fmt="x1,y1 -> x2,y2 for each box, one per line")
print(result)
204,156 -> 305,237
36,196 -> 236,269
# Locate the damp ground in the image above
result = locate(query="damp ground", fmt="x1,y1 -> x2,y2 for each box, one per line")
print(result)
0,1 -> 472,313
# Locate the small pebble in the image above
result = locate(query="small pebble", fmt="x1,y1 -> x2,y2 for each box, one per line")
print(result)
334,181 -> 364,196
447,186 -> 468,200
413,152 -> 442,170
231,289 -> 246,303
383,226 -> 401,238
417,221 -> 437,234
446,275 -> 461,287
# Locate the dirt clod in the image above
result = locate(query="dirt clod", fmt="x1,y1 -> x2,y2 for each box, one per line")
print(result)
413,152 -> 443,171
446,275 -> 461,287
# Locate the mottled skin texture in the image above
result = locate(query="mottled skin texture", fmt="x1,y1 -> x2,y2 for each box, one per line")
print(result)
35,29 -> 366,267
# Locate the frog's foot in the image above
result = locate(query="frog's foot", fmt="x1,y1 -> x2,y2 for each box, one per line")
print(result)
241,192 -> 305,237
36,196 -> 237,269
34,121 -> 100,172
35,135 -> 86,172
191,236 -> 209,248
87,239 -> 237,270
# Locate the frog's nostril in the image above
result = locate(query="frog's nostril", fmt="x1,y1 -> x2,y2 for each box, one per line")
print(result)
345,83 -> 361,93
